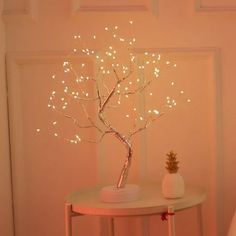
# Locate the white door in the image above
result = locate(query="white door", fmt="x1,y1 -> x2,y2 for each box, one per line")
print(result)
4,0 -> 236,235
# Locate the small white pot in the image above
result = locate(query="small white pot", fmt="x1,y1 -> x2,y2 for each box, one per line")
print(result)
162,173 -> 185,199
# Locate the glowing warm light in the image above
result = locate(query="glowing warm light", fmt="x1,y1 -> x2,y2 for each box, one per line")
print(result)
153,110 -> 159,115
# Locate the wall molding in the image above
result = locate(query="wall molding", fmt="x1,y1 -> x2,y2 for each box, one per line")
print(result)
195,0 -> 236,12
0,26 -> 14,235
6,46 -> 222,172
75,5 -> 148,12
70,0 -> 158,16
2,0 -> 37,22
6,47 -> 222,235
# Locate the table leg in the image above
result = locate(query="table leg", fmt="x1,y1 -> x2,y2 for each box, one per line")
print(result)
167,206 -> 176,236
141,216 -> 150,236
65,203 -> 72,236
109,217 -> 115,236
197,204 -> 204,236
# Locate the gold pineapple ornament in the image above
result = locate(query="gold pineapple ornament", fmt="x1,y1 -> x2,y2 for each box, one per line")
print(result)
162,150 -> 185,199
165,151 -> 179,173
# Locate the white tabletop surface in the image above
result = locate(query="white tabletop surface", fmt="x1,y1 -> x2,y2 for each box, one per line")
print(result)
66,183 -> 206,217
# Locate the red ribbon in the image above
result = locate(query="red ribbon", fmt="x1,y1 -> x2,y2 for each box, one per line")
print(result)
161,212 -> 175,221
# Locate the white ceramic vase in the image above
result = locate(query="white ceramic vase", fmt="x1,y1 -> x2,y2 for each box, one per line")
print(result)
162,173 -> 185,199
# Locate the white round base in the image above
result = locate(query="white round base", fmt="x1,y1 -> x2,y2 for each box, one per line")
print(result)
100,184 -> 141,203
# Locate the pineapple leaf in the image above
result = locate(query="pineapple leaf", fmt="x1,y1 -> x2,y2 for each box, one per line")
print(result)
165,150 -> 179,173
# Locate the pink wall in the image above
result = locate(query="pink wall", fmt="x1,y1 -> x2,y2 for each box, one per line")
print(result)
3,0 -> 236,235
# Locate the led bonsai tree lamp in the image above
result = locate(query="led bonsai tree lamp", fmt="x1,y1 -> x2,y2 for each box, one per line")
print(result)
44,21 -> 190,202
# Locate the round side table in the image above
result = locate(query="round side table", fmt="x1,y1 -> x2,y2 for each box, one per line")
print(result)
65,183 -> 206,236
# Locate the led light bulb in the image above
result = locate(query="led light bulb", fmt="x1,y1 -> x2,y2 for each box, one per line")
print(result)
153,110 -> 159,115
